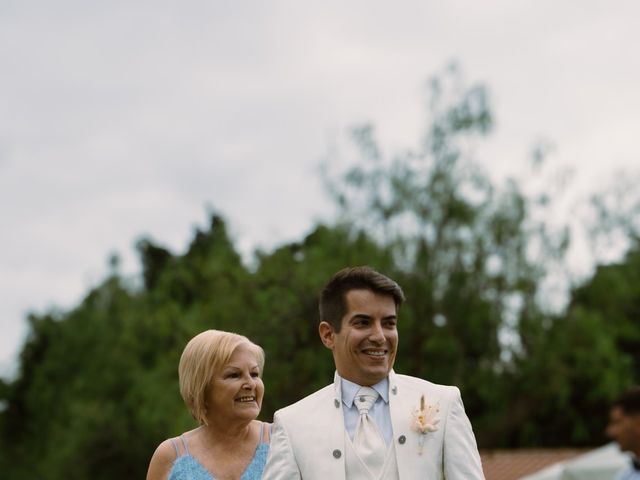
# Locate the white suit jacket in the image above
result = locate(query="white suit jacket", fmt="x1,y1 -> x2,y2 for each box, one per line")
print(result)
263,371 -> 484,479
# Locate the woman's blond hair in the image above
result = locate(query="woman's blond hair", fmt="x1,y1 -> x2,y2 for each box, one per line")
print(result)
178,329 -> 265,425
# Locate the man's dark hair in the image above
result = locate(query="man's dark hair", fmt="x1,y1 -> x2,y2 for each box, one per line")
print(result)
612,386 -> 640,415
319,266 -> 405,332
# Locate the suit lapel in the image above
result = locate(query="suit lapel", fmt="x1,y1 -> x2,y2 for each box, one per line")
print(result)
389,371 -> 415,480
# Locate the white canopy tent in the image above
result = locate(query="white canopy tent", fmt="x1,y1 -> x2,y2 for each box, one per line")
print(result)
521,443 -> 630,480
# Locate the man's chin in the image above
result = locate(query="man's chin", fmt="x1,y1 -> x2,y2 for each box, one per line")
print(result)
361,365 -> 392,384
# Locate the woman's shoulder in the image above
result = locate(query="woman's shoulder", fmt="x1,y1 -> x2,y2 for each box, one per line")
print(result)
158,437 -> 179,456
146,438 -> 179,480
147,428 -> 202,480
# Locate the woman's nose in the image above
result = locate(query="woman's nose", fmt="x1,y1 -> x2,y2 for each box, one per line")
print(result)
242,375 -> 256,388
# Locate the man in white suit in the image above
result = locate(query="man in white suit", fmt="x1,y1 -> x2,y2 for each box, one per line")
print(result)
263,266 -> 485,479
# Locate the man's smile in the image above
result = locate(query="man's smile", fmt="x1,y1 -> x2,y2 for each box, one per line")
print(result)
361,348 -> 388,357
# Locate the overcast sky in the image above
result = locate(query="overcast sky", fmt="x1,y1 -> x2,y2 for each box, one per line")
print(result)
2,1 -> 639,377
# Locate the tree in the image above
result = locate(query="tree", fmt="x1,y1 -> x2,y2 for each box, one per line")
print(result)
570,246 -> 640,380
3,65 -> 640,479
322,64 -> 570,445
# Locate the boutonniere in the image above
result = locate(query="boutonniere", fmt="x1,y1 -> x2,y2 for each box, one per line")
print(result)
410,394 -> 439,454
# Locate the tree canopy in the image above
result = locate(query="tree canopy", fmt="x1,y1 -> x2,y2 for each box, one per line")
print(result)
1,66 -> 638,479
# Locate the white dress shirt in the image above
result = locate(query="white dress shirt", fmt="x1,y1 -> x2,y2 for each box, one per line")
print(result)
340,375 -> 393,446
616,459 -> 640,480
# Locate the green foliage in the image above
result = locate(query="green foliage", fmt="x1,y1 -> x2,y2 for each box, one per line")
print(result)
1,66 -> 639,479
496,306 -> 632,447
570,245 -> 640,381
0,215 -> 400,478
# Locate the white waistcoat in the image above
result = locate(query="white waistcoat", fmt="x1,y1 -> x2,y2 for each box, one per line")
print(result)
345,431 -> 400,480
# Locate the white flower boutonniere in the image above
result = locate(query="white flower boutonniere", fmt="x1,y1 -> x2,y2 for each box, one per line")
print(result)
410,394 -> 439,454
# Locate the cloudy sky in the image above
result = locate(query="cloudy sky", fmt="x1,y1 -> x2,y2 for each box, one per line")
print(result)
1,1 -> 639,376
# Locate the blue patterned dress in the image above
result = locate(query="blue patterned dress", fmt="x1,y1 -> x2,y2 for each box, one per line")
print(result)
168,423 -> 269,480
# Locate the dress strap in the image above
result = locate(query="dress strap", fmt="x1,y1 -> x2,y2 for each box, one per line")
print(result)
180,435 -> 191,456
170,438 -> 180,458
259,422 -> 271,443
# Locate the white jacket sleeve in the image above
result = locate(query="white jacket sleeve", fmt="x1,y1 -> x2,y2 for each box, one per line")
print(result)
443,387 -> 485,479
262,411 -> 302,480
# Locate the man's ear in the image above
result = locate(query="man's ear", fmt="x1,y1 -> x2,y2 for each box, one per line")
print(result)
319,321 -> 335,349
632,414 -> 640,433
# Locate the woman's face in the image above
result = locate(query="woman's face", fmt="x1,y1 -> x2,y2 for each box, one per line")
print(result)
205,344 -> 264,424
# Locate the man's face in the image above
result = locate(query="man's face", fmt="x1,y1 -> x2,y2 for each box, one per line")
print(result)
319,289 -> 398,386
606,406 -> 640,455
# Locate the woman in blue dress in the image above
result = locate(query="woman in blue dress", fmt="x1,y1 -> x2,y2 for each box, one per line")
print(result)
147,330 -> 269,480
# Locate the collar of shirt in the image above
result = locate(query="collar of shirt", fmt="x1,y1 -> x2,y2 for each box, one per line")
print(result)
338,374 -> 393,446
340,376 -> 390,409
